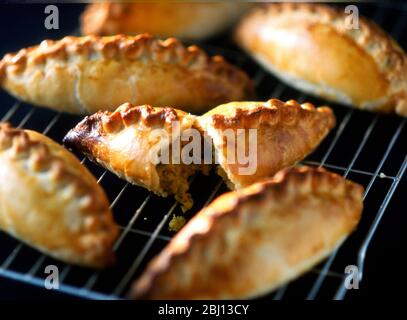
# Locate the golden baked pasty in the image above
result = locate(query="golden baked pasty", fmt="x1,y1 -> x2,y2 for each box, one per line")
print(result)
130,166 -> 364,299
0,123 -> 118,267
197,99 -> 336,189
0,34 -> 254,115
63,103 -> 209,212
81,2 -> 250,40
235,3 -> 407,116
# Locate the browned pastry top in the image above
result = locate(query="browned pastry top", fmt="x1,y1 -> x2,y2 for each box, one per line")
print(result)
0,122 -> 118,267
0,33 -> 254,115
63,103 -> 200,209
236,3 -> 407,115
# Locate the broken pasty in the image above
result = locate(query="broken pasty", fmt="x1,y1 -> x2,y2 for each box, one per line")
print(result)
63,103 -> 209,212
235,3 -> 407,116
0,123 -> 118,267
0,34 -> 254,115
197,99 -> 336,189
81,2 -> 250,40
130,166 -> 364,299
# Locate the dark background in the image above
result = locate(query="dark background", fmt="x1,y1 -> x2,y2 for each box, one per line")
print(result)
0,2 -> 406,300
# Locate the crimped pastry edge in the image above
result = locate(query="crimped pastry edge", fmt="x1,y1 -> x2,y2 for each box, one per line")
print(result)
63,102 -> 197,158
0,33 -> 253,88
98,102 -> 193,134
130,165 -> 363,299
200,98 -> 335,129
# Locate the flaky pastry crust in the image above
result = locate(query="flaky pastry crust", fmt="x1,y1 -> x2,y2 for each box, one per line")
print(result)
235,3 -> 407,116
81,2 -> 250,40
198,99 -> 336,189
130,166 -> 364,299
0,34 -> 254,114
0,123 -> 118,267
63,103 -> 203,211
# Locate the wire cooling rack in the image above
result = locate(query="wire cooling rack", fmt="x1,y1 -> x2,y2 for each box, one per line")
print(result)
0,2 -> 406,300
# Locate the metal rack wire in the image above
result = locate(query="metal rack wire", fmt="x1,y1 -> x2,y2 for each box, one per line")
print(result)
0,3 -> 406,300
